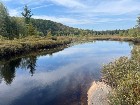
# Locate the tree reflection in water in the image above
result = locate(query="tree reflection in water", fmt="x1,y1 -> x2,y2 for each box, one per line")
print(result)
0,45 -> 67,85
20,57 -> 37,76
0,58 -> 21,84
0,57 -> 37,84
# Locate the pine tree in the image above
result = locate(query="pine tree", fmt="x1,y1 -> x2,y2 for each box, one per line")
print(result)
21,5 -> 33,24
21,5 -> 37,36
0,2 -> 10,37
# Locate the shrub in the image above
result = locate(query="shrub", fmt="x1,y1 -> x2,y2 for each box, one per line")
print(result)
102,46 -> 140,105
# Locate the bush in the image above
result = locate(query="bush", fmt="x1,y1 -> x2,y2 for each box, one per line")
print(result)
102,46 -> 140,105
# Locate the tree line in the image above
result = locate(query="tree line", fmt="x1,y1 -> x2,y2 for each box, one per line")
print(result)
0,2 -> 140,39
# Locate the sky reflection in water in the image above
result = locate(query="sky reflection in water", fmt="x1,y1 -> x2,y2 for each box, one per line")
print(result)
0,41 -> 132,105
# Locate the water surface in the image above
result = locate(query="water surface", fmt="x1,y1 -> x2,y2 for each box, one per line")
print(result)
0,41 -> 133,105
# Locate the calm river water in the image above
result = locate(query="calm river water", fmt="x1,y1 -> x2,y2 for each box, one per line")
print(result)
0,41 -> 133,105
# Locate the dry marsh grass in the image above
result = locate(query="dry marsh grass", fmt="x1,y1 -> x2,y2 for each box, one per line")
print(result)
0,36 -> 71,57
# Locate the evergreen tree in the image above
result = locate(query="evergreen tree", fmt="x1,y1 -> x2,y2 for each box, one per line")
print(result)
0,2 -> 10,37
21,5 -> 33,24
21,5 -> 37,36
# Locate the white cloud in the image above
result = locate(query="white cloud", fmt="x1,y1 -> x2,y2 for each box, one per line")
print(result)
61,0 -> 140,17
8,9 -> 20,16
2,0 -> 140,15
1,0 -> 140,29
33,15 -> 135,25
1,0 -> 12,1
89,0 -> 140,14
93,17 -> 135,23
3,0 -> 140,14
18,0 -> 42,5
32,4 -> 53,10
33,15 -> 91,25
49,0 -> 86,9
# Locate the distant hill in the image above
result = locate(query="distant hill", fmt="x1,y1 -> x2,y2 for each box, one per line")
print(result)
31,18 -> 81,36
31,18 -> 125,36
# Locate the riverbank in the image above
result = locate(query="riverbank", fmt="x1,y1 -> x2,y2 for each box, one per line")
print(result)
0,35 -> 140,59
0,45 -> 68,65
74,36 -> 140,43
87,82 -> 111,105
0,36 -> 72,58
101,46 -> 140,105
87,38 -> 140,105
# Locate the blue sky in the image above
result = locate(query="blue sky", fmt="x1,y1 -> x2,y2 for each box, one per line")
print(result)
1,0 -> 140,30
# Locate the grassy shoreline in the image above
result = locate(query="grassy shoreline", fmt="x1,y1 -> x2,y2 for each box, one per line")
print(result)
102,45 -> 140,105
0,45 -> 69,64
0,36 -> 72,58
74,36 -> 140,43
0,35 -> 140,58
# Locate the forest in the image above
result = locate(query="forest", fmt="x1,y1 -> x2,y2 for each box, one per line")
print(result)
1,2 -> 140,40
